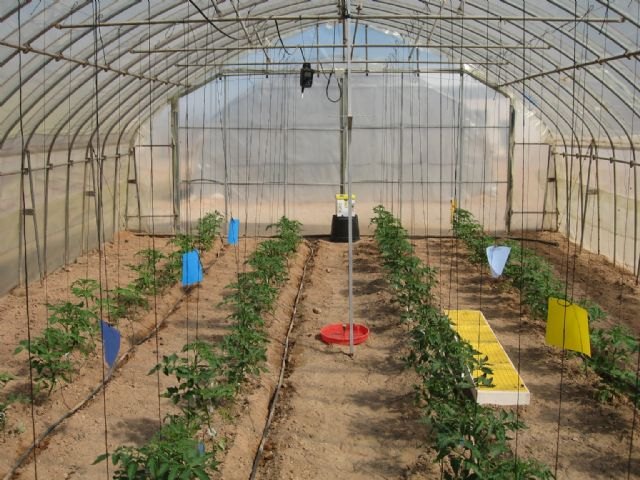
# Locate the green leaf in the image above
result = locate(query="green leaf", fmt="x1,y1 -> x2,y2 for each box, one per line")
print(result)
92,453 -> 109,465
127,461 -> 138,480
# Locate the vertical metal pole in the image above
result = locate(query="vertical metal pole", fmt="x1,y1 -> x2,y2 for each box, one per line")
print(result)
132,147 -> 142,232
541,145 -> 552,230
595,145 -> 601,253
316,24 -> 320,78
64,148 -> 72,265
399,73 -> 404,221
456,73 -> 465,211
612,153 -> 618,267
43,153 -> 52,277
81,154 -> 88,252
223,77 -> 230,234
25,151 -> 43,280
112,153 -> 120,239
170,98 -> 181,233
365,24 -> 369,75
340,80 -> 347,195
17,151 -> 25,284
579,143 -> 594,251
124,151 -> 132,231
344,0 -> 354,356
506,102 -> 515,232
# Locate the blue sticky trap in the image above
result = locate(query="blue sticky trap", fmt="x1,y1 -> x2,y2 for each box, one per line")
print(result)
228,218 -> 239,245
197,442 -> 205,456
182,250 -> 203,287
486,246 -> 511,278
100,321 -> 121,369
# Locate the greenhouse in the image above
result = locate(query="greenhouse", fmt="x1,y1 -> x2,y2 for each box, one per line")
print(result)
0,1 -> 639,478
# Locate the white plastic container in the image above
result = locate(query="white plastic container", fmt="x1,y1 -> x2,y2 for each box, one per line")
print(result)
335,193 -> 356,217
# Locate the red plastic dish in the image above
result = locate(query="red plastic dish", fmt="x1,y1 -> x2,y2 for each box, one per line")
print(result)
320,323 -> 369,345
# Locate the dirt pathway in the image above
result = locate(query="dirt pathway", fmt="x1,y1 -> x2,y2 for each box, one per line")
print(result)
256,239 -> 432,480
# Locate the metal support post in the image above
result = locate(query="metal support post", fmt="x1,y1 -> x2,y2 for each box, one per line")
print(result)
170,98 -> 181,233
506,102 -> 516,232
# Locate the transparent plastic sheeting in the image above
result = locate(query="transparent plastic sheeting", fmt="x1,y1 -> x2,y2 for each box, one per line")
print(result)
557,147 -> 640,273
0,146 -> 128,295
173,72 -> 510,237
3,1 -> 640,147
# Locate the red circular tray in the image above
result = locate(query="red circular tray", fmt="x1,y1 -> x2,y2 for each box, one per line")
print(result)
320,323 -> 369,345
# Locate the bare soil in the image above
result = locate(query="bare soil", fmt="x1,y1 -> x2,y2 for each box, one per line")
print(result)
1,232 -> 638,480
254,239 -> 432,480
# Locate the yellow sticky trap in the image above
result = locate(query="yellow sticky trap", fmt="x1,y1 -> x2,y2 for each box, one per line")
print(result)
546,298 -> 591,357
446,309 -> 530,405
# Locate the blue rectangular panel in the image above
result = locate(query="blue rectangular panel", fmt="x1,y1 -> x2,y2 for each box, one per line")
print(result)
182,249 -> 203,286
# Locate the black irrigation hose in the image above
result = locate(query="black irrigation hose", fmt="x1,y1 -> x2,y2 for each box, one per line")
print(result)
249,242 -> 316,480
2,243 -> 228,480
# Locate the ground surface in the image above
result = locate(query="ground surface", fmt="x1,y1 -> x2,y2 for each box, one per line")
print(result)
420,235 -> 640,480
254,239 -> 431,480
0,233 -> 638,479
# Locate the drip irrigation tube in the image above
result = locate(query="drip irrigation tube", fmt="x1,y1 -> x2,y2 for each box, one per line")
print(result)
2,241 -> 228,480
249,242 -> 316,480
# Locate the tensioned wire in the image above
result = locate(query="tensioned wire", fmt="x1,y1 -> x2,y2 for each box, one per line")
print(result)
514,1 -> 528,470
554,0 -> 580,474
145,0 -> 163,433
87,1 -> 112,477
626,4 -> 640,478
17,2 -> 39,477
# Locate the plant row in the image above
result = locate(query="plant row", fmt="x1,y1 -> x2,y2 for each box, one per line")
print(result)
98,217 -> 303,480
372,205 -> 552,479
11,212 -> 224,400
452,208 -> 639,406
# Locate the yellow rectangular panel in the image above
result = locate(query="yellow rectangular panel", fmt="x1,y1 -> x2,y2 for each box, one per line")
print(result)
445,309 -> 530,406
546,298 -> 591,357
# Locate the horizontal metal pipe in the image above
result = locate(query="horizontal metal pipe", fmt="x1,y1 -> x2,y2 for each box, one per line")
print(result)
213,67 -> 463,75
0,40 -> 187,87
132,43 -> 548,53
498,48 -> 640,87
177,59 -> 507,68
183,179 -> 509,186
135,144 -> 173,147
56,15 -> 623,27
0,158 -> 96,177
125,214 -> 177,218
559,151 -> 637,166
178,125 -> 509,131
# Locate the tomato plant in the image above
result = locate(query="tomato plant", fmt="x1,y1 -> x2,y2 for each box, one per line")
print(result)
453,207 -> 639,407
95,415 -> 218,479
196,211 -> 224,252
15,328 -> 76,396
373,205 -> 551,479
115,215 -> 303,476
150,341 -> 234,421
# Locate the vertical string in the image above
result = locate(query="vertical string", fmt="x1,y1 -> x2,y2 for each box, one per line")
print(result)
146,0 -> 163,430
91,2 -> 111,477
17,3 -> 39,477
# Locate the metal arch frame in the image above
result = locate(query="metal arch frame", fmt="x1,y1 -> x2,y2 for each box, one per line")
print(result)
6,0 -> 639,276
17,0 -> 332,152
10,0 -> 320,150
3,0 -> 640,182
365,0 -> 633,149
7,0 -> 639,154
1,1 -> 195,148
